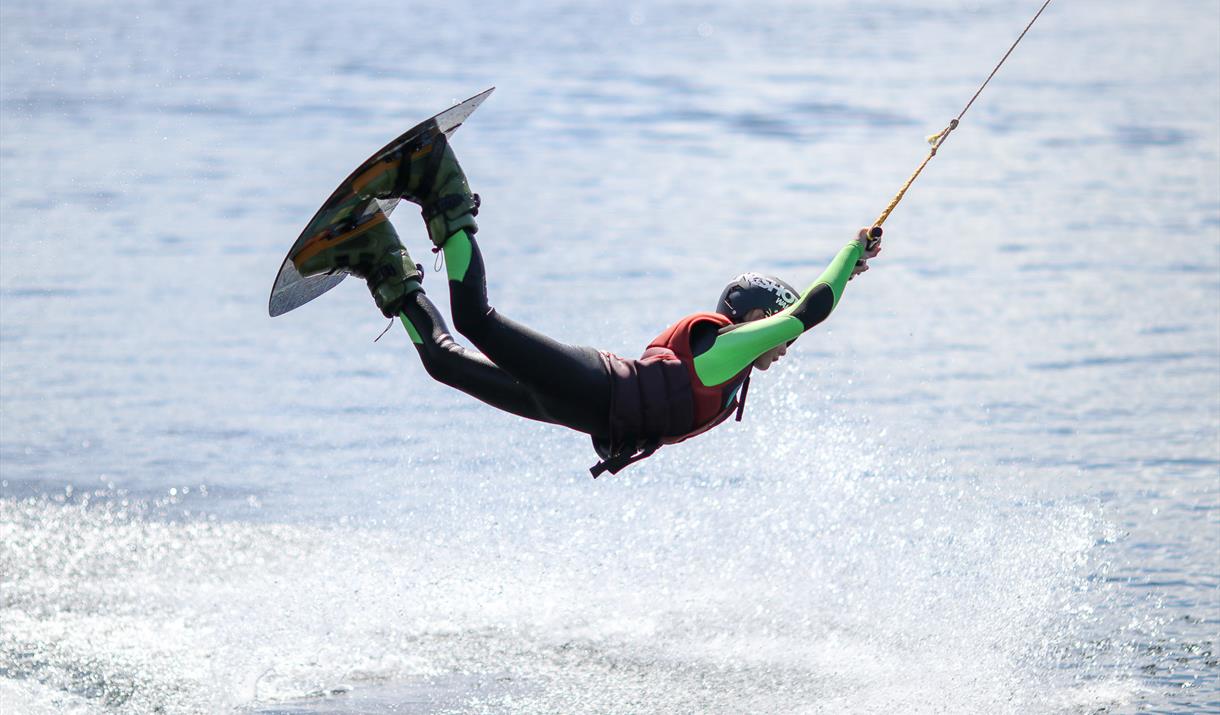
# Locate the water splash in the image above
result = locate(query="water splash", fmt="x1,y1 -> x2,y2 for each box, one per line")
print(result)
0,412 -> 1154,714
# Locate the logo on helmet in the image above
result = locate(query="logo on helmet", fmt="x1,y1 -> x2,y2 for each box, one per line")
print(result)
741,273 -> 798,310
717,272 -> 800,322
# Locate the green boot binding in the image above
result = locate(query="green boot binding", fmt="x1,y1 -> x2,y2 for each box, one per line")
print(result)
295,216 -> 423,317
385,131 -> 479,248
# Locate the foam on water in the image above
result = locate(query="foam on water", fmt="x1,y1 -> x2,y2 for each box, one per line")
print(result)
0,405 -> 1152,713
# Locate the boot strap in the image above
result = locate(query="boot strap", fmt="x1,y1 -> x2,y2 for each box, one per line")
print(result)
421,192 -> 479,221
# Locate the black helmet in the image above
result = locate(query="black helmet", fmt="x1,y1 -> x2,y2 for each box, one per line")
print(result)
716,272 -> 799,323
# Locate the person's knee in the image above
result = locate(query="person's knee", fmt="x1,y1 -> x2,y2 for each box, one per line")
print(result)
420,336 -> 490,389
415,344 -> 458,386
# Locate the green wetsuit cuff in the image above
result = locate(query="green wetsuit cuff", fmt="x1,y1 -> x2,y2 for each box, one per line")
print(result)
442,230 -> 473,282
399,313 -> 423,344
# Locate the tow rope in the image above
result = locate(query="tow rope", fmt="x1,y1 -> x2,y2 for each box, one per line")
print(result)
868,0 -> 1055,239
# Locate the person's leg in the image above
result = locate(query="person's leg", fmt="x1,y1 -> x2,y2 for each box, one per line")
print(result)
398,289 -> 557,425
385,131 -> 611,436
439,229 -> 611,435
291,204 -> 560,425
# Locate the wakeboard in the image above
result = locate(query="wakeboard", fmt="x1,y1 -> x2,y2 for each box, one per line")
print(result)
268,87 -> 495,317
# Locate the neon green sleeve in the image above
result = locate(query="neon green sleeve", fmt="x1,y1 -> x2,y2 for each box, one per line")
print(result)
692,241 -> 864,386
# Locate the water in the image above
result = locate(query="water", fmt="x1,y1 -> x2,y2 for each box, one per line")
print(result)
1,0 -> 1217,712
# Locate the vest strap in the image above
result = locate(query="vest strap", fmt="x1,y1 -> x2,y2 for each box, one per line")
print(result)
735,375 -> 751,422
589,440 -> 662,478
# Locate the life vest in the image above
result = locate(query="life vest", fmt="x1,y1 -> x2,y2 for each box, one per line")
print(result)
591,312 -> 752,477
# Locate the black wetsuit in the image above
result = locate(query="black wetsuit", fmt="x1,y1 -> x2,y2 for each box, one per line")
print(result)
399,235 -> 613,438
397,230 -> 864,454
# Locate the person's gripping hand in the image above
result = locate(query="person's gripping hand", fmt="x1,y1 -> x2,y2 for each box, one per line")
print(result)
850,227 -> 882,279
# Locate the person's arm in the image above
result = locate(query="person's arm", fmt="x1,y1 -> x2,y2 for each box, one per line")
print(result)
692,238 -> 867,387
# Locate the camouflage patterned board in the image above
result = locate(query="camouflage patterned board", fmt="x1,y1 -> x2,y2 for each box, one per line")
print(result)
268,87 -> 494,317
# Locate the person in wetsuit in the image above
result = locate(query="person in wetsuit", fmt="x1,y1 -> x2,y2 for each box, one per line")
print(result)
297,134 -> 882,476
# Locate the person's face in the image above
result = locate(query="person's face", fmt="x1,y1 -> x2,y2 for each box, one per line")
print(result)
742,308 -> 788,370
752,342 -> 787,370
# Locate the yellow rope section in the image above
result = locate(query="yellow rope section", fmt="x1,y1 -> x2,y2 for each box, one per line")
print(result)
873,119 -> 958,229
867,0 -> 1054,235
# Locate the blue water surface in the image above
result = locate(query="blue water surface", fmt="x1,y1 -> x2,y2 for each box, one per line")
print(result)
1,1 -> 1217,713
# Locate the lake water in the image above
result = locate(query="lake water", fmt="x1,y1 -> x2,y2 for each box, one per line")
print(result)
1,0 -> 1217,713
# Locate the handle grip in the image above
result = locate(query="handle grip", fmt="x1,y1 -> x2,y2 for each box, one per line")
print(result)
855,226 -> 883,268
865,226 -> 882,252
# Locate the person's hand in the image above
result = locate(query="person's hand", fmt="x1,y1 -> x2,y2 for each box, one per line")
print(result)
850,227 -> 881,280
854,227 -> 882,258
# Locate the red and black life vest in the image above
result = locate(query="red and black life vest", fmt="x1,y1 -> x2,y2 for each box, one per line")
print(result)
591,312 -> 752,477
